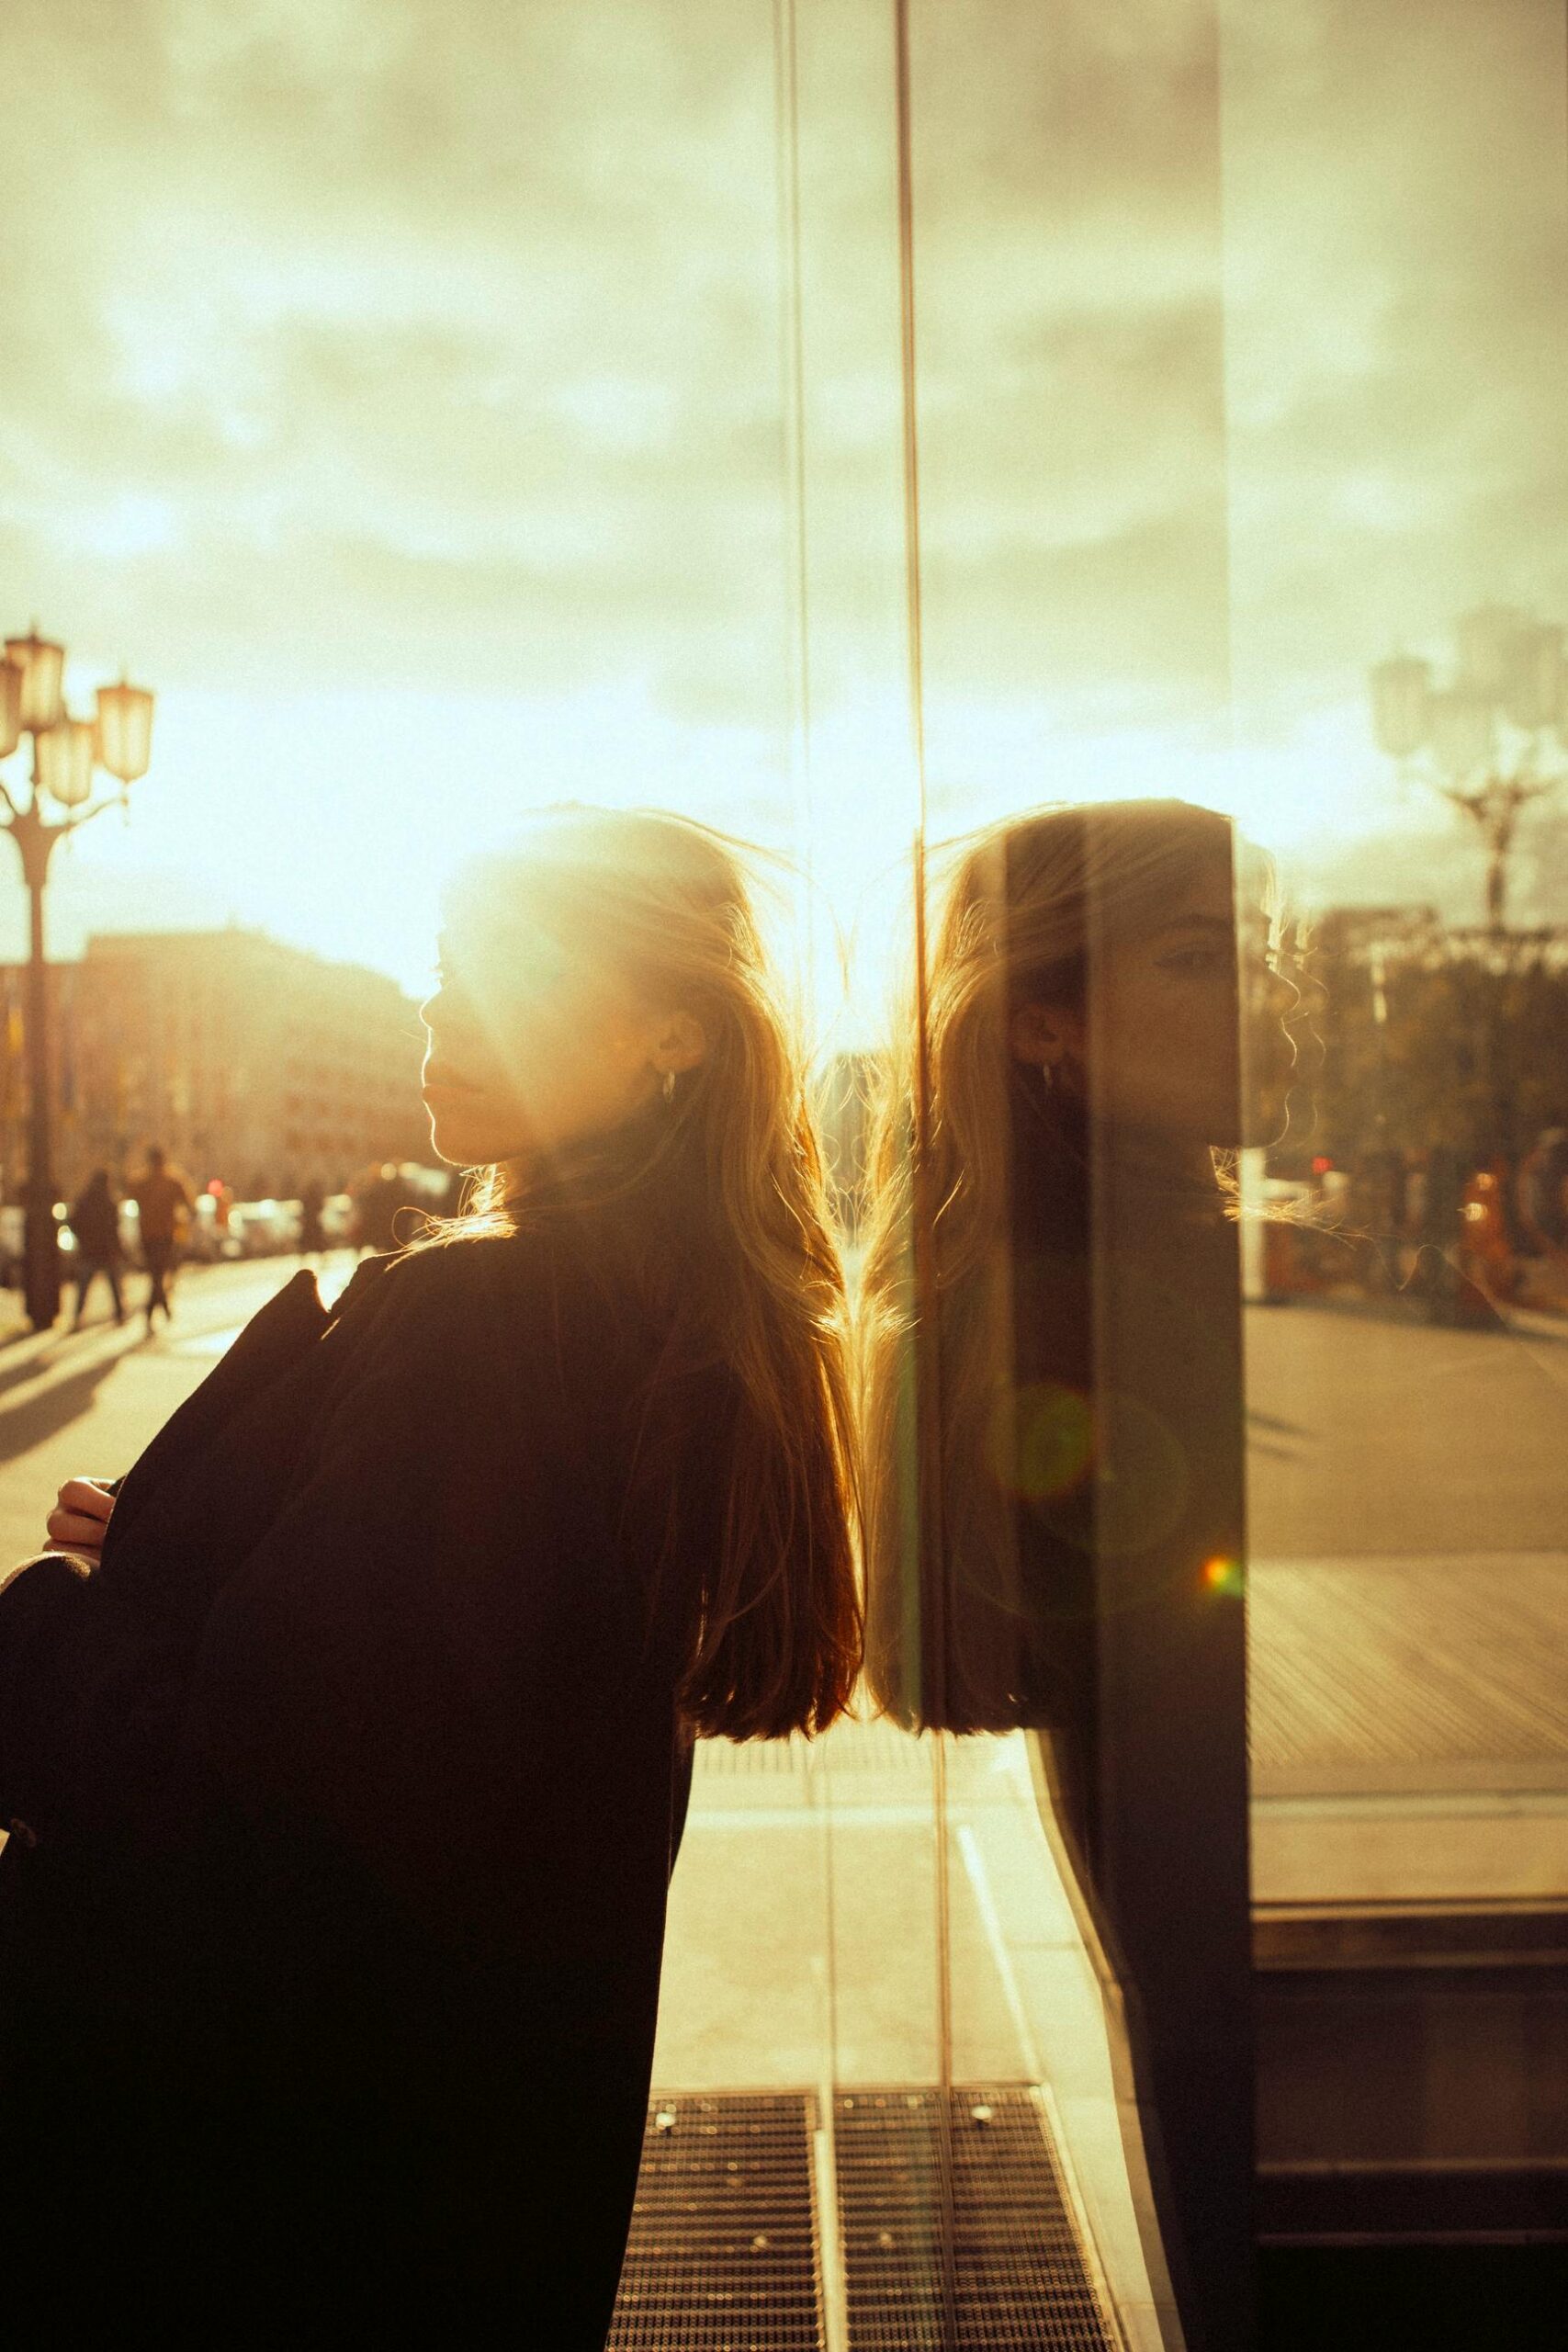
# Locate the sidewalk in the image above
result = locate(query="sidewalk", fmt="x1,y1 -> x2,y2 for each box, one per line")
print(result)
654,1716 -> 1173,2347
0,1288 -> 149,1385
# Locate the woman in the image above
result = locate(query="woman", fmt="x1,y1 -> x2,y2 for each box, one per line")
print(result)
1,805 -> 861,2346
854,798 -> 1294,2352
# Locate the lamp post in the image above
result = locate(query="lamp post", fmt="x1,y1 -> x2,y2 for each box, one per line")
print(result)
0,628 -> 154,1329
1370,609 -> 1568,1192
1370,605 -> 1567,940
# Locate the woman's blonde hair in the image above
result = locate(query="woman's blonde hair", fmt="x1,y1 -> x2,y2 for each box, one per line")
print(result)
434,804 -> 862,1741
856,798 -> 1249,1729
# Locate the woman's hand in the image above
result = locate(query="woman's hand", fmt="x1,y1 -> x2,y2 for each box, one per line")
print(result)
46,1477 -> 117,1561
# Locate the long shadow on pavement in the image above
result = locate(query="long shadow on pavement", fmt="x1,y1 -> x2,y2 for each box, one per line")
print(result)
0,1322 -> 137,1406
0,1341 -> 148,1469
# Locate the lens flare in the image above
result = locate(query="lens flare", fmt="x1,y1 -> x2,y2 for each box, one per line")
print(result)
996,1381 -> 1096,1500
1201,1555 -> 1244,1598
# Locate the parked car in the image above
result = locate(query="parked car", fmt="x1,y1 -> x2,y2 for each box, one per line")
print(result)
321,1192 -> 356,1246
225,1198 -> 299,1258
179,1193 -> 228,1263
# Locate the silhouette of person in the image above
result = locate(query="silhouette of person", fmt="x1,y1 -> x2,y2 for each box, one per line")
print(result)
130,1146 -> 194,1329
1,806 -> 862,2345
298,1177 -> 326,1259
67,1169 -> 124,1329
1518,1122 -> 1568,1256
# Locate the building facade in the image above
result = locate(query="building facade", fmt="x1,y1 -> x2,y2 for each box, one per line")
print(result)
0,928 -> 429,1204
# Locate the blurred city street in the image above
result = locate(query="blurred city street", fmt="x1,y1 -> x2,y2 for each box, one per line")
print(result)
0,1252 -> 356,1567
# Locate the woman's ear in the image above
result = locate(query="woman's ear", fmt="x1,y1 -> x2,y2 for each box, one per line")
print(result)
653,1009 -> 707,1077
1010,1001 -> 1066,1072
1010,1001 -> 1089,1092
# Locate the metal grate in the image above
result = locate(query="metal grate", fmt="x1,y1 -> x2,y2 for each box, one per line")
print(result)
607,2092 -> 824,2350
611,2084 -> 1112,2350
834,2086 -> 1113,2351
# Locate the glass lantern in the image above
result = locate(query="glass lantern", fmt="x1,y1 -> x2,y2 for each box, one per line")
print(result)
0,656 -> 22,762
95,677 -> 155,785
2,629 -> 65,733
36,715 -> 96,808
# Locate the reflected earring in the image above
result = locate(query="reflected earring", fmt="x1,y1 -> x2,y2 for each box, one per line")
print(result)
1041,1060 -> 1056,1097
661,1068 -> 676,1105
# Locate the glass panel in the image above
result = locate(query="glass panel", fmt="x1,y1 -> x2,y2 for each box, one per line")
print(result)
853,4 -> 1252,2345
1220,0 -> 1568,2294
646,0 -> 953,2325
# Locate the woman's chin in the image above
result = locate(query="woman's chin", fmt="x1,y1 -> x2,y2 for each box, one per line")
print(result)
425,1106 -> 511,1168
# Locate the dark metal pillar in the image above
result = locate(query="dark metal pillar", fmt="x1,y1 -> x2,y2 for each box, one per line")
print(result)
17,812 -> 59,1330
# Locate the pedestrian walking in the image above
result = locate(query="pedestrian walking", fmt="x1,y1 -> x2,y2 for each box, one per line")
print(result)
0,806 -> 862,2347
130,1144 -> 193,1328
66,1169 -> 126,1328
1517,1123 -> 1568,1257
1418,1141 -> 1469,1325
298,1175 -> 326,1258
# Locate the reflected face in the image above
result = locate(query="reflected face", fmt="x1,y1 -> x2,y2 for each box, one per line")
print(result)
418,910 -> 665,1168
1016,870 -> 1296,1149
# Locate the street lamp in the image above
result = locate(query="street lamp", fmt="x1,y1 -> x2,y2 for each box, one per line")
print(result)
1371,608 -> 1568,1178
1370,605 -> 1567,938
0,628 -> 154,1329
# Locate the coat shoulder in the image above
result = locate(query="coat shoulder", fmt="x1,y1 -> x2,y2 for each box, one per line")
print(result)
325,1230 -> 647,1417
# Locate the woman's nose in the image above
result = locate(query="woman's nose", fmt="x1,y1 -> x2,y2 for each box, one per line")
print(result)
421,978 -> 463,1030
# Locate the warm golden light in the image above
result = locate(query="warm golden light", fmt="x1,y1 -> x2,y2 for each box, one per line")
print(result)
35,714 -> 96,809
3,628 -> 64,734
96,676 -> 155,785
0,658 -> 22,762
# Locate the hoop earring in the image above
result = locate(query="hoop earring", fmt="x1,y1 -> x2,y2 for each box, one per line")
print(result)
661,1068 -> 676,1105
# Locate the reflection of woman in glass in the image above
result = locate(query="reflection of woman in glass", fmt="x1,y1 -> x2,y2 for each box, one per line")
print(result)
860,798 -> 1291,1744
3,806 -> 862,2346
856,797 -> 1293,2350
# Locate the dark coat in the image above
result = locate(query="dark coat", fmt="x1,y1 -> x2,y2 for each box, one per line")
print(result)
0,1211 -> 723,2346
69,1180 -> 121,1264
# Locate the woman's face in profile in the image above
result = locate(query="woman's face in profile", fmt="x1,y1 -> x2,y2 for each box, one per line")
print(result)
1014,868 -> 1295,1150
418,904 -> 664,1168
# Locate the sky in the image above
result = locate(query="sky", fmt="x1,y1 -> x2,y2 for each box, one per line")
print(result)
2,0 -> 1566,1019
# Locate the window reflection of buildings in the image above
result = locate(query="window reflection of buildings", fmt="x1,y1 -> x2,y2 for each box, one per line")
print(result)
1281,905 -> 1568,1294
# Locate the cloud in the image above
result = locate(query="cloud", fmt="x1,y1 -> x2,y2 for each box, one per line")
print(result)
0,0 -> 803,712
